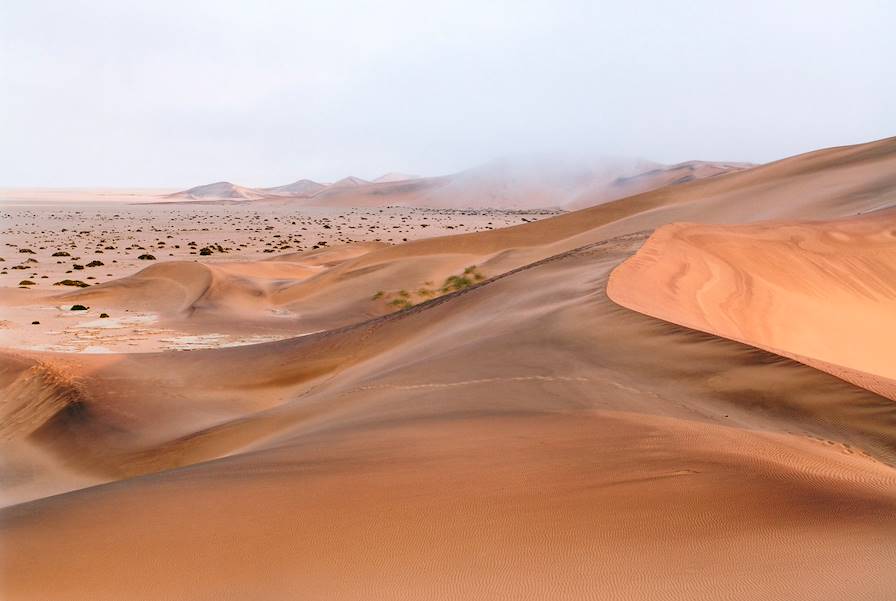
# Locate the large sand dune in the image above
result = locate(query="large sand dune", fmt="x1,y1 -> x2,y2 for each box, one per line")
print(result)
608,212 -> 896,399
170,181 -> 268,201
2,136 -> 896,599
58,136 -> 890,338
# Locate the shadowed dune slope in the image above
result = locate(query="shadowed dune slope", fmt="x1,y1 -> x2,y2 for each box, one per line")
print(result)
607,211 -> 896,399
2,137 -> 896,600
3,234 -> 896,600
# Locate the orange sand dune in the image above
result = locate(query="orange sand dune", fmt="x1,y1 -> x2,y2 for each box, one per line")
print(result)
50,242 -> 385,320
51,136 -> 894,338
3,137 -> 896,600
608,211 -> 896,399
3,234 -> 896,599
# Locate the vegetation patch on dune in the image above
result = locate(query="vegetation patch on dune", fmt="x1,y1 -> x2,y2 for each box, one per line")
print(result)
372,265 -> 486,312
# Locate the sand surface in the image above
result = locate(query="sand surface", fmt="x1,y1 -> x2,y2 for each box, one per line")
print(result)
608,212 -> 896,399
1,203 -> 556,352
2,137 -> 896,600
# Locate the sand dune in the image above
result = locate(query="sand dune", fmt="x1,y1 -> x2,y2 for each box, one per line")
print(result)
3,233 -> 896,599
566,160 -> 751,209
7,138 -> 895,341
168,181 -> 267,201
608,211 -> 896,399
2,136 -> 896,599
0,204 -> 539,352
260,178 -> 326,197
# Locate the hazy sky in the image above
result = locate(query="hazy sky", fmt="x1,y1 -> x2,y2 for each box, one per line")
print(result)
1,0 -> 893,187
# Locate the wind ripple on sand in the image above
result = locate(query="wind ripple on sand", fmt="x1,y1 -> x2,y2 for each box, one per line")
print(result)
608,212 -> 896,400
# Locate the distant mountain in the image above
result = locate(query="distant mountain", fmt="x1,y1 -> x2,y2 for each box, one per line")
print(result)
261,179 -> 326,197
284,158 -> 752,210
328,176 -> 371,188
168,159 -> 751,208
167,181 -> 265,201
565,160 -> 753,210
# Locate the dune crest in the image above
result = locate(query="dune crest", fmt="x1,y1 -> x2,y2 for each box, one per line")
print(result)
608,212 -> 896,399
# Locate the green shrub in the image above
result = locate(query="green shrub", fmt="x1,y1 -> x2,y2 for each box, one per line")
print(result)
441,275 -> 473,293
388,298 -> 413,310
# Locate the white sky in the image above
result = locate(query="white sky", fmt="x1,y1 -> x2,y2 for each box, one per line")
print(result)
1,0 -> 893,187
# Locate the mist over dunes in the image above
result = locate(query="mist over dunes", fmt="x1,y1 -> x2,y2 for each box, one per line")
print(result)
165,157 -> 750,209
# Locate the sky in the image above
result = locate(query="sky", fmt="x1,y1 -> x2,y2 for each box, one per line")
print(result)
1,0 -> 893,187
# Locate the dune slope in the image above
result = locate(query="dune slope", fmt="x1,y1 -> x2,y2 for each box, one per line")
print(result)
3,233 -> 896,600
2,137 -> 896,600
54,136 -> 894,337
608,211 -> 896,399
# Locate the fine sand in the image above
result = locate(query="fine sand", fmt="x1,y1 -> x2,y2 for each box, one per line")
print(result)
2,137 -> 896,600
608,212 -> 896,399
0,204 -> 556,352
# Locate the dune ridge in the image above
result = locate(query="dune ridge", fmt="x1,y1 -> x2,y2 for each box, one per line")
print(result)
607,212 -> 896,400
68,136 -> 893,339
2,136 -> 896,600
3,231 -> 896,599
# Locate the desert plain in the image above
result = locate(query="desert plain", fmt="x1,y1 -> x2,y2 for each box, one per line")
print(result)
2,139 -> 896,600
